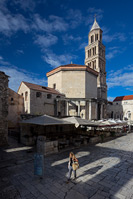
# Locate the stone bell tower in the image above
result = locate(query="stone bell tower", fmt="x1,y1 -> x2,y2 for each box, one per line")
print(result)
85,18 -> 107,119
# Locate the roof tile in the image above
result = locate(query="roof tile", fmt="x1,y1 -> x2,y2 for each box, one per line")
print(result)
22,81 -> 64,96
113,95 -> 133,101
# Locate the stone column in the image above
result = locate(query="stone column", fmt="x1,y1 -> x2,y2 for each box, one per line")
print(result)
95,102 -> 98,120
89,101 -> 92,120
100,103 -> 103,119
77,101 -> 80,117
66,101 -> 69,116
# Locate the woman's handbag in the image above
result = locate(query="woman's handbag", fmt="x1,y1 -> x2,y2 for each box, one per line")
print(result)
72,161 -> 79,170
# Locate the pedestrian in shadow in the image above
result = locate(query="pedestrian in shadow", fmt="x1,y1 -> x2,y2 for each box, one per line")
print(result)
67,152 -> 79,182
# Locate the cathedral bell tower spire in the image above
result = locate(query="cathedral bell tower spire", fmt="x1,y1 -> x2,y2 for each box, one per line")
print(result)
85,18 -> 107,118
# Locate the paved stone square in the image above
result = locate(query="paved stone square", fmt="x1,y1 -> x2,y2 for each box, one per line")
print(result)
0,133 -> 133,199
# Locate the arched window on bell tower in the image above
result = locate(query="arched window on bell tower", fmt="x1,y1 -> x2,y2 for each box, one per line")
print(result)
95,34 -> 98,41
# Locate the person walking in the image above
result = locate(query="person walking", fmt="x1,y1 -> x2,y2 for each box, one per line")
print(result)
67,152 -> 79,182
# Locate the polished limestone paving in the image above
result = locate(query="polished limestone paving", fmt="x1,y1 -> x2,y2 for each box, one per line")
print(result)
0,133 -> 133,199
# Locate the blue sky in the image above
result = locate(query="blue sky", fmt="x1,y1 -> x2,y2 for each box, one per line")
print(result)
0,0 -> 133,101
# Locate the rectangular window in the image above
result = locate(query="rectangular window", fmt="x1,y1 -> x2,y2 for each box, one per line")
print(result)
36,92 -> 42,98
47,94 -> 52,99
53,84 -> 56,89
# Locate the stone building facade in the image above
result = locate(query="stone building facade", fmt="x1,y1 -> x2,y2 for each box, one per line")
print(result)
8,88 -> 24,129
85,18 -> 107,119
0,71 -> 9,146
107,95 -> 133,121
17,19 -> 108,121
47,64 -> 98,120
46,19 -> 107,120
18,81 -> 65,116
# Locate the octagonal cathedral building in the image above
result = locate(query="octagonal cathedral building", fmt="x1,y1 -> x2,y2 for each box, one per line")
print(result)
47,19 -> 107,120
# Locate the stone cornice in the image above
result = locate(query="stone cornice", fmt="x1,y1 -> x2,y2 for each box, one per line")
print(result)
46,64 -> 98,77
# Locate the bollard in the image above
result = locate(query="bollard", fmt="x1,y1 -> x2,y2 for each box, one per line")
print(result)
34,136 -> 45,178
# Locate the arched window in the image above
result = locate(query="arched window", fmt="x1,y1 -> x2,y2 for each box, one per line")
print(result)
92,47 -> 96,55
88,50 -> 89,58
25,91 -> 28,101
95,34 -> 98,41
95,47 -> 96,55
91,35 -> 94,43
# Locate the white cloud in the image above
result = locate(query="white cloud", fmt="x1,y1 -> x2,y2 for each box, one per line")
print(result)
0,57 -> 46,91
43,51 -> 76,67
87,7 -> 103,25
0,9 -> 68,36
17,49 -> 24,54
49,15 -> 68,31
33,14 -> 68,33
107,65 -> 133,90
79,42 -> 88,49
11,0 -> 36,11
35,34 -> 58,48
124,64 -> 133,71
106,49 -> 120,60
103,32 -> 126,43
0,10 -> 29,35
67,9 -> 83,28
107,96 -> 115,101
0,56 -> 10,65
126,88 -> 133,91
62,34 -> 81,45
106,46 -> 125,60
0,66 -> 46,92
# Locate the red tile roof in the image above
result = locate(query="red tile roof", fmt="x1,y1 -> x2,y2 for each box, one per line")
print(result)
46,64 -> 98,77
113,95 -> 133,101
22,81 -> 64,96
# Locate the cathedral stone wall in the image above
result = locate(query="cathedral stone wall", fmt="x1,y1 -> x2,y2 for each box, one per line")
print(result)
8,88 -> 24,129
85,72 -> 97,98
18,82 -> 30,113
62,70 -> 86,98
48,69 -> 97,99
0,71 -> 8,146
18,82 -> 65,116
30,89 -> 65,116
48,71 -> 62,93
